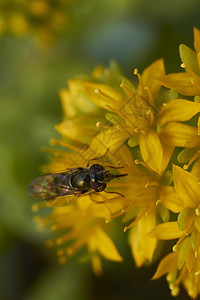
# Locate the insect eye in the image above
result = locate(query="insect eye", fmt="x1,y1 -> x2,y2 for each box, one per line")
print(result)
89,164 -> 105,175
91,181 -> 106,192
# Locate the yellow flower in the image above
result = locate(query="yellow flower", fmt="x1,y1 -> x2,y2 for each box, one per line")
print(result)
77,59 -> 200,177
157,28 -> 200,96
32,145 -> 132,274
83,59 -> 166,174
124,158 -> 183,267
149,164 -> 200,298
27,25 -> 200,298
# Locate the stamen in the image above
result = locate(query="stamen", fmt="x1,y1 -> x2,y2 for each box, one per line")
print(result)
107,207 -> 128,221
124,210 -> 145,232
95,121 -> 111,129
94,88 -> 119,103
172,234 -> 185,252
134,159 -> 158,175
144,86 -> 154,108
120,82 -> 134,98
181,63 -> 200,92
133,68 -> 144,90
50,138 -> 78,151
66,238 -> 86,256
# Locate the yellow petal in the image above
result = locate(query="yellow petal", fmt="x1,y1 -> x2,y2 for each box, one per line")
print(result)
148,222 -> 182,240
185,249 -> 200,273
91,227 -> 123,262
194,216 -> 200,232
60,79 -> 97,117
178,236 -> 191,269
157,73 -> 200,96
159,123 -> 200,148
160,142 -> 174,173
90,127 -> 129,156
141,59 -> 165,99
160,186 -> 184,213
128,226 -> 146,267
129,211 -> 157,266
173,165 -> 200,208
192,158 -> 200,178
84,82 -> 125,110
55,116 -> 102,143
156,99 -> 200,124
139,130 -> 163,174
152,252 -> 178,279
91,255 -> 103,277
179,44 -> 200,75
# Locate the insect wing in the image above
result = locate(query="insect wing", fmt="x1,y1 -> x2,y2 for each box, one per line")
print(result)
46,194 -> 79,207
28,170 -> 82,206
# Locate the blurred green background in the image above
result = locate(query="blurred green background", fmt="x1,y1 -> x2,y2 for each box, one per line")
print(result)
1,0 -> 200,299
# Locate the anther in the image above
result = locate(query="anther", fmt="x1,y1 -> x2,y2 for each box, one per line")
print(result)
96,121 -> 102,128
181,63 -> 186,68
124,226 -> 128,232
195,208 -> 200,216
95,88 -> 101,94
156,200 -> 161,206
105,219 -> 111,224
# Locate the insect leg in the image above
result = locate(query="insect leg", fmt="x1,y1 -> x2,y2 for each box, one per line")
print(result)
89,192 -> 112,217
103,165 -> 124,169
104,190 -> 125,198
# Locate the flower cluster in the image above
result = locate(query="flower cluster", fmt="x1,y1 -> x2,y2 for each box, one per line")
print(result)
32,28 -> 200,298
0,0 -> 77,44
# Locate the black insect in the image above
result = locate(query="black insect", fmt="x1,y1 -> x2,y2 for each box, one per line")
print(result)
28,164 -> 127,206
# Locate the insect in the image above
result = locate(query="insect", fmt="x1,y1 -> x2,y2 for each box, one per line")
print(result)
28,163 -> 127,206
